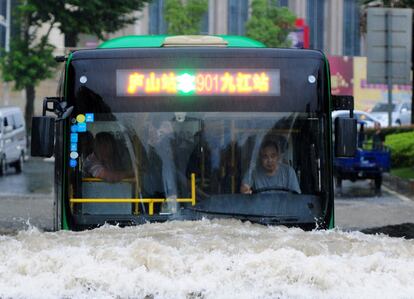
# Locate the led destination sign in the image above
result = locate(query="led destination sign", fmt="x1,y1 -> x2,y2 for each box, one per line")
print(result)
116,69 -> 280,96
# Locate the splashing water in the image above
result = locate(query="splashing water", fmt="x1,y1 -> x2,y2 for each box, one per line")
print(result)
0,219 -> 413,299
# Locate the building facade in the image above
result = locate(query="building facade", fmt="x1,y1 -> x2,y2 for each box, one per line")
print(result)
99,0 -> 361,57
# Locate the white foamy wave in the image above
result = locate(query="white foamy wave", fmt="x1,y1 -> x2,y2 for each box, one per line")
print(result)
0,219 -> 413,299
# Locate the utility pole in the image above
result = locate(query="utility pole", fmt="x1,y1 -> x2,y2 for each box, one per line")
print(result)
1,0 -> 10,106
412,14 -> 414,125
385,10 -> 393,127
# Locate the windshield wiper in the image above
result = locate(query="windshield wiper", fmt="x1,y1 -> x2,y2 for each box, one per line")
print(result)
252,186 -> 299,194
186,207 -> 298,222
186,207 -> 299,223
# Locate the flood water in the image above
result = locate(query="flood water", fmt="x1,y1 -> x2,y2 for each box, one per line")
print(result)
1,219 -> 413,299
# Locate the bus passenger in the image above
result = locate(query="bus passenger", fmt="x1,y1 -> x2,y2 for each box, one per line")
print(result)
240,139 -> 301,194
83,132 -> 133,182
144,120 -> 178,202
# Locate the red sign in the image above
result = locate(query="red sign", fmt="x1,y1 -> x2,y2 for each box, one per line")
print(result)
328,56 -> 353,95
288,19 -> 310,49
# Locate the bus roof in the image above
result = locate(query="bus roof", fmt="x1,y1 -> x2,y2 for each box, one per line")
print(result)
98,35 -> 266,49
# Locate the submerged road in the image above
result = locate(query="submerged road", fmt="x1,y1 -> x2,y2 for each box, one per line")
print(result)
0,158 -> 53,232
0,158 -> 413,236
335,179 -> 414,238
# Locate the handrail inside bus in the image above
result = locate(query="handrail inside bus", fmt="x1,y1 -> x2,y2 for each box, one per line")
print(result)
70,173 -> 196,215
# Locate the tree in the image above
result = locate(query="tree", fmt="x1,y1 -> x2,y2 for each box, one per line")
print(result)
0,2 -> 57,134
29,0 -> 151,47
245,0 -> 296,48
1,0 -> 151,135
164,0 -> 208,35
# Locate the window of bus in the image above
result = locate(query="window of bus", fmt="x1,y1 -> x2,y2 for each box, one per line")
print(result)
72,111 -> 324,203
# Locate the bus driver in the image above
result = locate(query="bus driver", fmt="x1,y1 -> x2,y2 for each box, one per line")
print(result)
240,139 -> 301,194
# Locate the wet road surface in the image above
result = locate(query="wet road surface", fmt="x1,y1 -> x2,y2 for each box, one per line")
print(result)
0,158 -> 53,233
0,157 -> 54,195
0,159 -> 413,237
335,179 -> 414,238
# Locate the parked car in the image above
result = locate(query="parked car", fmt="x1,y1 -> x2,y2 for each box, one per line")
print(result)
0,106 -> 27,175
332,110 -> 381,128
370,100 -> 412,127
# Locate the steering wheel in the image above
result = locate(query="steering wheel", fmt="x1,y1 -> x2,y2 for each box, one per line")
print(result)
252,186 -> 299,194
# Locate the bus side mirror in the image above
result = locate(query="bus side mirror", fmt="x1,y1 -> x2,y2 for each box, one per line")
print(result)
31,116 -> 55,157
335,117 -> 357,157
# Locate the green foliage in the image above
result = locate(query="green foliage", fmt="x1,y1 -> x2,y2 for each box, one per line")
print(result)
1,40 -> 56,90
365,126 -> 414,168
365,125 -> 414,139
0,1 -> 58,134
1,0 -> 150,134
1,0 -> 152,86
391,167 -> 414,179
245,0 -> 296,47
165,0 -> 208,35
29,0 -> 151,46
384,131 -> 414,168
0,2 -> 57,90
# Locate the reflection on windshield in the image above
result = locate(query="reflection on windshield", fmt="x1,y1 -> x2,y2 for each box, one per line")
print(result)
70,112 -> 325,216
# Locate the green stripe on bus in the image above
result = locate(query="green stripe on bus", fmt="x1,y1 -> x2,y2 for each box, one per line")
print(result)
98,35 -> 265,49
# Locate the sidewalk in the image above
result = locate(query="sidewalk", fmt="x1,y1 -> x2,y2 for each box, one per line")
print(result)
383,173 -> 414,200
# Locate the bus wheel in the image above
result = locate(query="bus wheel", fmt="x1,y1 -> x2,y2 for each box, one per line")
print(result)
14,153 -> 24,173
0,157 -> 5,176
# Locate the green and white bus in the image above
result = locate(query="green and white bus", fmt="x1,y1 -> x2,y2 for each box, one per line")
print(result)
31,35 -> 356,231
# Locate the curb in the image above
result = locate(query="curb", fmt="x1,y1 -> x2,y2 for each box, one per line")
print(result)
382,173 -> 414,200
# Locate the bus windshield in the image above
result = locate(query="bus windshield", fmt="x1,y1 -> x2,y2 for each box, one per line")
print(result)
70,111 -> 325,224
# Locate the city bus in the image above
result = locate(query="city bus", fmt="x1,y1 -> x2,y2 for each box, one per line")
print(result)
31,35 -> 356,231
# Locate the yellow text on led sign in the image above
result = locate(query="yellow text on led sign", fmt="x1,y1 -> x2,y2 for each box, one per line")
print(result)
125,71 -> 271,95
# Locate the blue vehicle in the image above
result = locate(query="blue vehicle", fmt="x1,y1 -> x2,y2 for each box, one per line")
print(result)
334,121 -> 391,194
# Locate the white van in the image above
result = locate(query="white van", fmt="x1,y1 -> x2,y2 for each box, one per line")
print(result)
0,107 -> 27,175
370,100 -> 412,127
